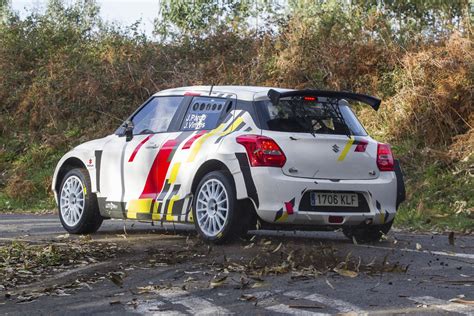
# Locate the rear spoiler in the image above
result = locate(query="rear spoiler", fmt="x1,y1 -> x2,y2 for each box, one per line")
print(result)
267,89 -> 381,111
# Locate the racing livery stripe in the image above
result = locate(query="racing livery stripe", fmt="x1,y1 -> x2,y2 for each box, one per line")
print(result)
163,185 -> 181,220
182,130 -> 207,149
214,118 -> 245,144
127,198 -> 154,218
168,162 -> 181,184
139,133 -> 187,199
337,136 -> 355,161
128,134 -> 153,162
94,150 -> 102,192
152,201 -> 162,220
275,198 -> 295,222
139,138 -> 177,199
235,153 -> 259,208
171,198 -> 186,216
157,182 -> 171,201
187,124 -> 226,162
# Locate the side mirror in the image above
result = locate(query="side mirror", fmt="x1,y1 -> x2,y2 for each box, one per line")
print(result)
124,120 -> 134,142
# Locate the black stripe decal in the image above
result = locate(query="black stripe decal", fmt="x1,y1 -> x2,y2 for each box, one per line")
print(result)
214,121 -> 246,144
162,184 -> 181,218
94,150 -> 102,192
168,131 -> 192,162
171,198 -> 185,216
157,182 -> 171,201
235,153 -> 259,208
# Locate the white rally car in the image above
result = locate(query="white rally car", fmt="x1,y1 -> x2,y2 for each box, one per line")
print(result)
52,86 -> 405,243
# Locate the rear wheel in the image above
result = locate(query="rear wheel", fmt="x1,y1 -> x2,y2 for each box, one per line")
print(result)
192,171 -> 244,244
58,168 -> 103,234
342,221 -> 393,243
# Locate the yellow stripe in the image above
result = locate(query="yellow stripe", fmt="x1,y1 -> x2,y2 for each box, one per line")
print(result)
337,136 -> 355,161
219,117 -> 244,136
127,198 -> 153,219
166,194 -> 180,220
152,201 -> 161,220
168,162 -> 181,184
277,212 -> 289,222
187,123 -> 225,162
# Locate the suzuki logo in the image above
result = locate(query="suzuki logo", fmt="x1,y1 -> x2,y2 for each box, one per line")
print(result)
332,144 -> 340,153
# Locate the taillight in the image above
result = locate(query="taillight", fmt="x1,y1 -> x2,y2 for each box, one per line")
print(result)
236,135 -> 286,167
377,143 -> 394,171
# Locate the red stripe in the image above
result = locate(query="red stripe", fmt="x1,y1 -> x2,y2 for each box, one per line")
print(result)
182,130 -> 207,149
285,201 -> 294,215
139,139 -> 177,199
128,134 -> 153,162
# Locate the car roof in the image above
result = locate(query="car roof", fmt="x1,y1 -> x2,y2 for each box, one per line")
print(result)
153,85 -> 294,101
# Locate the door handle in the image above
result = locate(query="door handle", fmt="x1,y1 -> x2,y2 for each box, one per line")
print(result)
145,143 -> 159,149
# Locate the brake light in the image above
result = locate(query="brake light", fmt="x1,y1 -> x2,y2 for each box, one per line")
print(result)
304,96 -> 316,101
377,143 -> 394,171
184,91 -> 201,96
236,135 -> 286,167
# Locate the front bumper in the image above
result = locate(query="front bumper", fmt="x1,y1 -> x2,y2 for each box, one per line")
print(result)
250,167 -> 398,226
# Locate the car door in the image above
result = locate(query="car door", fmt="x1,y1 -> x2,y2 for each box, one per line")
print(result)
98,96 -> 187,218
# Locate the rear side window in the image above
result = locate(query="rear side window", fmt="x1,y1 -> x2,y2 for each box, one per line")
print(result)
132,96 -> 183,134
180,97 -> 228,131
256,98 -> 367,136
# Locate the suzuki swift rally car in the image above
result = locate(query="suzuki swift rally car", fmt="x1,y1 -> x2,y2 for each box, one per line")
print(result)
52,86 -> 405,243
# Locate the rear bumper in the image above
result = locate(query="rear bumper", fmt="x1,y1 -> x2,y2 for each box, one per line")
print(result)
250,167 -> 398,226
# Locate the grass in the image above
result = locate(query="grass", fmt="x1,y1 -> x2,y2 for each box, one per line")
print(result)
395,161 -> 473,233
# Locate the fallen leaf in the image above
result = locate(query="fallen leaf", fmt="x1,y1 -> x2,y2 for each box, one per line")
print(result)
109,273 -> 124,287
251,282 -> 265,288
325,278 -> 335,289
449,298 -> 474,305
240,294 -> 257,302
333,268 -> 358,278
210,276 -> 227,289
289,304 -> 323,309
272,242 -> 283,253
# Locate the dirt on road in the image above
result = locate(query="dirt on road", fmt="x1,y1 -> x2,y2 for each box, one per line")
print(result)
0,214 -> 473,315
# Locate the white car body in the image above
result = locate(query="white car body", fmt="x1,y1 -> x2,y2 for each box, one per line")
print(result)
52,86 -> 405,237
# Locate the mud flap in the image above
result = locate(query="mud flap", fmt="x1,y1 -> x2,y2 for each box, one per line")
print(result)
394,159 -> 406,209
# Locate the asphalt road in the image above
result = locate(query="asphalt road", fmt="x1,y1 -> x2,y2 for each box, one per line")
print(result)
0,214 -> 473,316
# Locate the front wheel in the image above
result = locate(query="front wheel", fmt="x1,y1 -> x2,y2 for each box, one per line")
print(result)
58,168 -> 103,234
342,221 -> 393,243
192,171 -> 244,244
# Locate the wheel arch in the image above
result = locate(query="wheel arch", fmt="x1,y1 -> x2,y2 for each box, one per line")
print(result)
54,157 -> 88,196
191,159 -> 234,195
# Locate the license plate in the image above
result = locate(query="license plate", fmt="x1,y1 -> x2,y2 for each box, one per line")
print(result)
310,192 -> 358,207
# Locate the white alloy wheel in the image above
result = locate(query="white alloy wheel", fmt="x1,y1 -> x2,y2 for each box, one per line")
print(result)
196,178 -> 229,237
60,175 -> 85,227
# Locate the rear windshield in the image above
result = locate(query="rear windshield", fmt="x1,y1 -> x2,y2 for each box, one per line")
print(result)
255,97 -> 367,136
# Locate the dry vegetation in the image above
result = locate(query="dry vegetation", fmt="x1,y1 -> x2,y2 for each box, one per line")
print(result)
0,0 -> 472,230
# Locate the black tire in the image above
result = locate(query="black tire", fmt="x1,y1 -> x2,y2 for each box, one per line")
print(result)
192,170 -> 245,244
58,168 -> 103,234
342,221 -> 393,243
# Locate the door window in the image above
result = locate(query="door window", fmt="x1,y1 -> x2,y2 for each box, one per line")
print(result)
180,97 -> 228,131
132,96 -> 184,135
